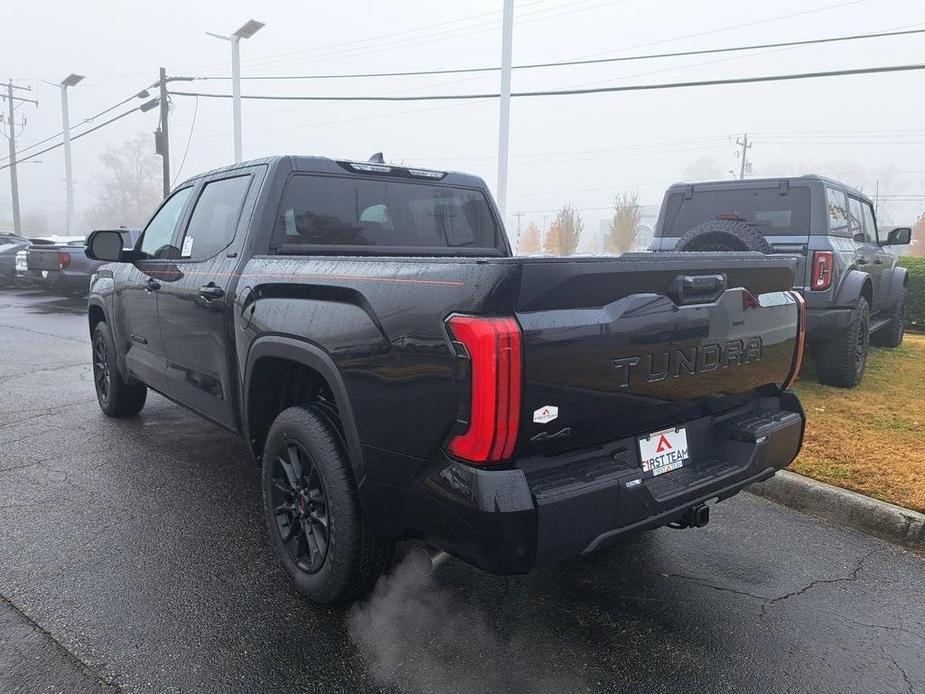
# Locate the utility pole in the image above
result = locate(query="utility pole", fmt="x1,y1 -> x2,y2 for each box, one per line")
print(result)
496,0 -> 514,219
1,80 -> 38,234
156,67 -> 170,198
513,211 -> 524,249
736,133 -> 752,180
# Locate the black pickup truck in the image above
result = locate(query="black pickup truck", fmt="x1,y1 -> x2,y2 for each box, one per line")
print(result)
85,156 -> 806,604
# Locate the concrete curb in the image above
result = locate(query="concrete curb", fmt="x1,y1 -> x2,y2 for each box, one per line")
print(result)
747,470 -> 925,549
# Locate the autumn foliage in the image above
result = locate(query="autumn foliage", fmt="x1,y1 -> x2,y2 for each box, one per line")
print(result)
605,192 -> 641,254
543,205 -> 583,256
516,222 -> 541,254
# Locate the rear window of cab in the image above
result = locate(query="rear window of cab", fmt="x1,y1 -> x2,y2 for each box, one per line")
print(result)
271,174 -> 503,254
661,186 -> 811,237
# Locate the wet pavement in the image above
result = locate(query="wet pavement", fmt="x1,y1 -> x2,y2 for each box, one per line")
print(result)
0,288 -> 923,694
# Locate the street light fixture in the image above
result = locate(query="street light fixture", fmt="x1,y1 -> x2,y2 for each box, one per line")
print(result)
59,73 -> 84,236
207,19 -> 265,163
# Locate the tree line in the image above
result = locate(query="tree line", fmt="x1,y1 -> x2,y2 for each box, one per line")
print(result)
515,192 -> 642,256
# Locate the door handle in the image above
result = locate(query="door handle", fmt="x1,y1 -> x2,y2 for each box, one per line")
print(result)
856,258 -> 869,266
198,283 -> 225,302
145,278 -> 161,292
874,258 -> 884,265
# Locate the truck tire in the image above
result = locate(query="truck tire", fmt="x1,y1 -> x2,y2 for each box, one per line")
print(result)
674,220 -> 773,253
262,405 -> 393,604
92,322 -> 147,417
870,288 -> 906,348
815,297 -> 870,388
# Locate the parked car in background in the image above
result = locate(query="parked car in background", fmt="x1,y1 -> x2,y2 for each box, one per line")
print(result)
0,233 -> 31,287
27,230 -> 140,296
649,175 -> 911,388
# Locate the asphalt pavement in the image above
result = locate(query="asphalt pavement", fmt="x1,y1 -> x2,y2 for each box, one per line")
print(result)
0,288 -> 923,694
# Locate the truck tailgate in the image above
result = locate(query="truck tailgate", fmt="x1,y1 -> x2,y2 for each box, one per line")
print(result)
513,252 -> 800,456
27,247 -> 64,271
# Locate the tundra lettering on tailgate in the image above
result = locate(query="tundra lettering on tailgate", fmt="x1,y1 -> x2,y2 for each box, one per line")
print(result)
612,337 -> 763,387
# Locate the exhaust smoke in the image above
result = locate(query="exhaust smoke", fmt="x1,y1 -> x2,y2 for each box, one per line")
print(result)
347,548 -> 586,694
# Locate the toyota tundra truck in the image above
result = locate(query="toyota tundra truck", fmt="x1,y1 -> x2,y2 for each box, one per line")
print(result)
84,156 -> 806,604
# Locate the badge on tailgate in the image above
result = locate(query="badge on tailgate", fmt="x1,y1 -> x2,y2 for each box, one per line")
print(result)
638,427 -> 689,477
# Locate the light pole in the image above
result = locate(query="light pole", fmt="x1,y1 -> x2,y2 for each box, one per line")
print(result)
207,19 -> 265,163
59,73 -> 83,236
496,0 -> 514,219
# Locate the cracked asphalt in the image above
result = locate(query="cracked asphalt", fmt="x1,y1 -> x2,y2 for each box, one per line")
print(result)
0,288 -> 923,694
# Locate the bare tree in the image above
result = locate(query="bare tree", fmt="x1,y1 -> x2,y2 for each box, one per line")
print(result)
543,205 -> 583,256
84,133 -> 162,230
516,221 -> 541,254
605,192 -> 641,254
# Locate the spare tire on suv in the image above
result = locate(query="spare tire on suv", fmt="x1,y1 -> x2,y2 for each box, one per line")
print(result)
673,219 -> 773,254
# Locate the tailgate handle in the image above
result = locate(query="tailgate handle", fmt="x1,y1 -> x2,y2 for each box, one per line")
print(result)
670,274 -> 727,305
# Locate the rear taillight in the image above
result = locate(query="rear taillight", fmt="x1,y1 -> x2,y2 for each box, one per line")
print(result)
810,251 -> 833,291
58,251 -> 71,269
446,315 -> 522,464
783,292 -> 806,390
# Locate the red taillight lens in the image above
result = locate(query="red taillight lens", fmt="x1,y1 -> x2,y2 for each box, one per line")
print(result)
810,251 -> 833,291
783,291 -> 806,390
58,251 -> 71,269
446,315 -> 522,464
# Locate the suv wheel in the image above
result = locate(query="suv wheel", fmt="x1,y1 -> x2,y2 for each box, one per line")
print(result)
815,297 -> 870,388
870,288 -> 906,348
92,322 -> 147,416
262,406 -> 393,604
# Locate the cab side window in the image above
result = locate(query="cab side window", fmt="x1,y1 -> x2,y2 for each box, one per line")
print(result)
178,176 -> 252,261
138,187 -> 193,259
847,197 -> 866,243
825,187 -> 849,236
861,203 -> 878,245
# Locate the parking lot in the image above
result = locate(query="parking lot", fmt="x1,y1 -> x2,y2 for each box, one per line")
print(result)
0,288 -> 923,694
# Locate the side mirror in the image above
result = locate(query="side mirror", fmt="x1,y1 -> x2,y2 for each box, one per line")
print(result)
85,230 -> 126,262
882,227 -> 912,246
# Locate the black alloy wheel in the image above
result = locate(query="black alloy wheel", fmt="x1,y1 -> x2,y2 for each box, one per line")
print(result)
855,321 -> 867,375
93,332 -> 112,404
270,440 -> 330,574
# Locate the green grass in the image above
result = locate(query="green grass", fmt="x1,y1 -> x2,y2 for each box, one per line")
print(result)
792,334 -> 925,513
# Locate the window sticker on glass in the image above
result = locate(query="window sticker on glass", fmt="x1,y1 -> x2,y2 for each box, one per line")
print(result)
182,236 -> 194,257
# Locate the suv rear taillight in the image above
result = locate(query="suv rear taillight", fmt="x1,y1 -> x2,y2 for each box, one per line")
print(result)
58,251 -> 71,269
783,292 -> 806,390
446,315 -> 522,464
810,251 -> 833,291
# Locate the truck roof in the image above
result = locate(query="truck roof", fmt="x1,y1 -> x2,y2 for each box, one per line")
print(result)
665,174 -> 872,205
175,154 -> 488,191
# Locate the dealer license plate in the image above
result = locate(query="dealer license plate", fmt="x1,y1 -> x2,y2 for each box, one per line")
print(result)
638,427 -> 689,477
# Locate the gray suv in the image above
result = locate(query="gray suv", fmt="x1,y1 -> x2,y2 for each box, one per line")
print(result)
650,175 -> 911,388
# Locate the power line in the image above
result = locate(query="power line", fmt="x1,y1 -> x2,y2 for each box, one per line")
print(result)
0,88 -> 152,163
190,27 -> 925,82
0,100 -> 159,171
169,61 -> 925,103
224,0 -> 627,73
172,95 -> 199,185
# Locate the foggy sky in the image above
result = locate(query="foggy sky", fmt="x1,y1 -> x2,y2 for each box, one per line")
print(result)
2,0 -> 924,237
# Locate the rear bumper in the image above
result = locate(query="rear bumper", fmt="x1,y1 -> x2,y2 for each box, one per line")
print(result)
27,269 -> 89,292
367,392 -> 804,575
805,306 -> 853,341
